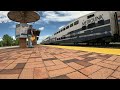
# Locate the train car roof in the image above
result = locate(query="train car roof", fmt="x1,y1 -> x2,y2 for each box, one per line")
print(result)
54,11 -> 97,33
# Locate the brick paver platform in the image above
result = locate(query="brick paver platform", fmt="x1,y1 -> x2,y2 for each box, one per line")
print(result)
0,45 -> 120,79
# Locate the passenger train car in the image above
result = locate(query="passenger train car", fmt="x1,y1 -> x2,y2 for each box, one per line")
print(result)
41,11 -> 120,45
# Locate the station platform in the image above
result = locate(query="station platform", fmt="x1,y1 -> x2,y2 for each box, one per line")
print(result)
0,45 -> 120,79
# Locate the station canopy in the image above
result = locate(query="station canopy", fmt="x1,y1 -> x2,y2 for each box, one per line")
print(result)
7,11 -> 40,23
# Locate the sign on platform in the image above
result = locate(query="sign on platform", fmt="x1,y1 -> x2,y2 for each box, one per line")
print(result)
16,23 -> 30,38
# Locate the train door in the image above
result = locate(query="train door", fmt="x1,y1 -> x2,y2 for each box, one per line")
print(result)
116,12 -> 120,36
114,12 -> 120,41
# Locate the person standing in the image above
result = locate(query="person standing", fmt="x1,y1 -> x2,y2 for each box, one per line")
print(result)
27,28 -> 34,48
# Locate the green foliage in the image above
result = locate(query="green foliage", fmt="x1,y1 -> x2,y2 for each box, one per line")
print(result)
13,38 -> 19,45
0,41 -> 3,47
2,34 -> 13,46
0,34 -> 19,47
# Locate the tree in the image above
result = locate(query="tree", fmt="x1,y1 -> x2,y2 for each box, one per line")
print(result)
2,34 -> 13,46
13,38 -> 19,45
0,41 -> 3,47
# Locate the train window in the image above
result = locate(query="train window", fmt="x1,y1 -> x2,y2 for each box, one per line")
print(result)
87,23 -> 96,29
70,23 -> 73,27
82,26 -> 86,30
63,37 -> 65,39
87,14 -> 94,19
66,26 -> 69,29
98,20 -> 105,25
63,28 -> 65,30
74,20 -> 79,25
62,28 -> 64,31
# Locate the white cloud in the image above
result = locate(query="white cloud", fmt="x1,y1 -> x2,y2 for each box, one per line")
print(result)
0,11 -> 12,23
9,24 -> 16,29
12,36 -> 16,40
0,11 -> 95,24
39,27 -> 44,31
37,35 -> 51,44
0,37 -> 2,41
58,25 -> 65,30
41,11 -> 95,23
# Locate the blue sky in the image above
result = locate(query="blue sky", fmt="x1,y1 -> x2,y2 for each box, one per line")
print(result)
0,11 -> 95,43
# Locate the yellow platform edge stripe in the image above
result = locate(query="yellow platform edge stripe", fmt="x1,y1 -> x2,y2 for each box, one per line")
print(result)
42,45 -> 120,55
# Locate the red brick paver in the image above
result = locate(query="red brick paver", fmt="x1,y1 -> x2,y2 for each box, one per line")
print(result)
66,71 -> 89,79
80,65 -> 102,76
111,71 -> 120,79
48,67 -> 75,77
19,68 -> 34,79
88,68 -> 114,79
34,67 -> 49,79
67,62 -> 84,70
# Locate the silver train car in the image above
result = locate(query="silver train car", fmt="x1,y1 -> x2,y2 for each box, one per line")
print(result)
41,11 -> 120,45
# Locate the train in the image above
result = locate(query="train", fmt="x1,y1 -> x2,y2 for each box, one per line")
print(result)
41,11 -> 120,45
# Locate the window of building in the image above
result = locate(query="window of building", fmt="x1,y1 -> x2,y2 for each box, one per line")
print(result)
70,23 -> 73,27
87,14 -> 94,19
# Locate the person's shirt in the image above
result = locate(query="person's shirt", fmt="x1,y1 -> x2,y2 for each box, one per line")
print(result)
27,29 -> 33,36
27,29 -> 31,35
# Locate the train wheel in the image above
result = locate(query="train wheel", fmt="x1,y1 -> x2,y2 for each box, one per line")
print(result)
87,43 -> 90,46
101,43 -> 105,46
105,42 -> 110,46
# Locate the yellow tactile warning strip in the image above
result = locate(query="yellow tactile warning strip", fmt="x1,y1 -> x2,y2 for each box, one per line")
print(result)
43,45 -> 120,55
